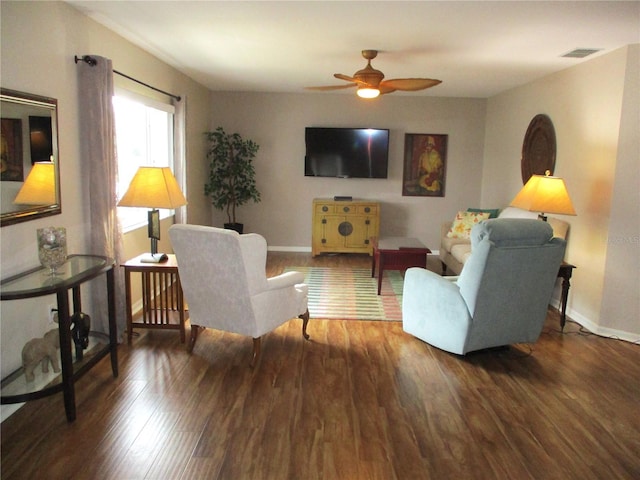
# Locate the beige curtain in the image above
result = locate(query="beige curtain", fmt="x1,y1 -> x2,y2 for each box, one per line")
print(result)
173,95 -> 187,224
77,55 -> 126,338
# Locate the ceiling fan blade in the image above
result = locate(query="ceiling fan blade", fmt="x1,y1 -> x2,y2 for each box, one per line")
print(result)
305,83 -> 357,91
378,84 -> 397,95
334,73 -> 369,85
380,78 -> 442,91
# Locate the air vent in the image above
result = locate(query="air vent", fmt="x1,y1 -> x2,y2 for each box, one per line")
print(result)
562,48 -> 602,59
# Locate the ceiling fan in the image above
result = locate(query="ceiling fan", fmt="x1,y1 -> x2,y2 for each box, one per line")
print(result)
306,50 -> 442,98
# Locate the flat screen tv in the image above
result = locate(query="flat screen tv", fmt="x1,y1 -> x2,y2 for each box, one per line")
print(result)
305,127 -> 389,178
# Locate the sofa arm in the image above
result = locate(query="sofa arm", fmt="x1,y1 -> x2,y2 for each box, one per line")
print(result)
441,221 -> 453,239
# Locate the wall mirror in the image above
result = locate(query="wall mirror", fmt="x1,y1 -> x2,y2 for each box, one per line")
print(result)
1,88 -> 61,227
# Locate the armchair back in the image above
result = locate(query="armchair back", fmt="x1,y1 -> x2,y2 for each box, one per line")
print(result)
169,225 -> 264,336
457,219 -> 566,352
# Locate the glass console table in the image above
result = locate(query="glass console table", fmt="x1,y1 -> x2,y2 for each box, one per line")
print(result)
1,255 -> 118,422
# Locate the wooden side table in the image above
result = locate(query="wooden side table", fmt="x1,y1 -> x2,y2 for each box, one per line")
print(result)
1,255 -> 118,422
371,237 -> 432,295
122,254 -> 186,344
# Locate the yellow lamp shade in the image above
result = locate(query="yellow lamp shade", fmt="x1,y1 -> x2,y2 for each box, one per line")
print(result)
118,166 -> 187,209
510,172 -> 576,216
14,162 -> 56,205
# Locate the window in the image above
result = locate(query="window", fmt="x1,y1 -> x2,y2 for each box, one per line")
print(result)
113,92 -> 175,231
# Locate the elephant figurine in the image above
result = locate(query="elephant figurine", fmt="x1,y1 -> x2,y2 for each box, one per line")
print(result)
70,312 -> 91,360
22,329 -> 60,382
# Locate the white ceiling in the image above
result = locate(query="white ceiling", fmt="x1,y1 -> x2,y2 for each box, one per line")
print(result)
67,1 -> 640,98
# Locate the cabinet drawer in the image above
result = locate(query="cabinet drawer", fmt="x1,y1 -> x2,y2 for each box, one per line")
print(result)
356,204 -> 378,215
336,204 -> 354,214
314,203 -> 335,214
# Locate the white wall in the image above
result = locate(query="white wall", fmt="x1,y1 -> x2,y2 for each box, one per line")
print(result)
207,92 -> 487,251
599,45 -> 640,336
482,46 -> 639,340
0,1 -> 211,377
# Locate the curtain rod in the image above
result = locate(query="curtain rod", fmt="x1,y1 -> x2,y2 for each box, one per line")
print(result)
74,55 -> 181,102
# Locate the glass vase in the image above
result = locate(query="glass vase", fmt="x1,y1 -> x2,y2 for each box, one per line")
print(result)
37,227 -> 67,275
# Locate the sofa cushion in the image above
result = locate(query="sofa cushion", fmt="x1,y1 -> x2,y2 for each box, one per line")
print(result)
467,207 -> 500,219
447,211 -> 491,239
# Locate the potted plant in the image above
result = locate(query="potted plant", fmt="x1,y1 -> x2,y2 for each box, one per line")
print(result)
204,127 -> 261,233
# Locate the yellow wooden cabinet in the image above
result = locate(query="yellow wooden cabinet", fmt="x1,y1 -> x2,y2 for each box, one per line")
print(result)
312,198 -> 380,256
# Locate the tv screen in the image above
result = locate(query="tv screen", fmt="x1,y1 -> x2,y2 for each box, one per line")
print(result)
305,127 -> 389,178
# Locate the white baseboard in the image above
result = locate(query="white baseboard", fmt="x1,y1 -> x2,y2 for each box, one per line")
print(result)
267,246 -> 312,252
266,246 -> 441,255
549,298 -> 639,343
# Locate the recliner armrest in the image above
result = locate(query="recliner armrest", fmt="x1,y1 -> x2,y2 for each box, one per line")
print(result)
402,267 -> 473,354
402,268 -> 470,318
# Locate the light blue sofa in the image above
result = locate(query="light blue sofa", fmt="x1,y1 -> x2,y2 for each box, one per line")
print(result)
403,218 -> 566,355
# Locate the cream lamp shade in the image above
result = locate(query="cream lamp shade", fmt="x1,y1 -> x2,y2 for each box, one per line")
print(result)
118,166 -> 187,209
118,166 -> 187,263
510,171 -> 576,220
14,162 -> 56,205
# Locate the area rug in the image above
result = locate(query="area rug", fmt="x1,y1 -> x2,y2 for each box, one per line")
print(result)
284,266 -> 403,321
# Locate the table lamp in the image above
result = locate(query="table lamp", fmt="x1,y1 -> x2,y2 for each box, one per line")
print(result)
118,166 -> 187,263
14,161 -> 56,205
510,170 -> 576,221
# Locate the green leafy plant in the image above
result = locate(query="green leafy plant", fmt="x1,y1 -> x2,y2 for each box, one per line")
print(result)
204,127 -> 261,227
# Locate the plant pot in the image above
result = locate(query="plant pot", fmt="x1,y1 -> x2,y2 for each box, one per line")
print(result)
224,223 -> 244,234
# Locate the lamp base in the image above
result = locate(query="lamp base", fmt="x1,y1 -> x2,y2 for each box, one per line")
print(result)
139,253 -> 169,263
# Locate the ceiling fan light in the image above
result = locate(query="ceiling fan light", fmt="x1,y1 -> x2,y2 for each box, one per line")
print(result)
357,87 -> 380,99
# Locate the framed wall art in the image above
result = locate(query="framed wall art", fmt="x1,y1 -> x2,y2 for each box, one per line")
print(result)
402,133 -> 447,197
1,118 -> 24,182
521,114 -> 556,184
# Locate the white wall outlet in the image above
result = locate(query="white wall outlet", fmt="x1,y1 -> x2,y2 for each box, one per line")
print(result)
48,305 -> 58,324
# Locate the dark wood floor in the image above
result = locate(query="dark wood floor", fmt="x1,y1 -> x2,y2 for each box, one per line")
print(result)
2,252 -> 639,479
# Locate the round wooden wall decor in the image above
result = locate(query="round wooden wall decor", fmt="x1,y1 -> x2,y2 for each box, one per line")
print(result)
521,114 -> 556,184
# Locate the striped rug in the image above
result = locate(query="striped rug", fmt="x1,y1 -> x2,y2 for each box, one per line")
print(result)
284,266 -> 404,321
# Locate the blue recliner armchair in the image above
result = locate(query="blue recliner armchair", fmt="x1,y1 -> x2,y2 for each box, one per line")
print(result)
402,218 -> 566,355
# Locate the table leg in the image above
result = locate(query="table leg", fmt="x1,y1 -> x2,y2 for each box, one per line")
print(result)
378,253 -> 384,295
560,275 -> 571,331
176,275 -> 186,343
371,252 -> 376,278
107,267 -> 119,377
124,268 -> 133,345
56,290 -> 76,422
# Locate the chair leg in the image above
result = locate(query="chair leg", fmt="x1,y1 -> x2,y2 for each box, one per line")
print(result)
299,309 -> 310,340
250,337 -> 262,368
188,325 -> 202,353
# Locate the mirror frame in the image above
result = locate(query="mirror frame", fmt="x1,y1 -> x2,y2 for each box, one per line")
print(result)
1,88 -> 61,227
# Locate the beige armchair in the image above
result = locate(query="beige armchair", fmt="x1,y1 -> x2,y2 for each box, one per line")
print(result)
169,224 -> 309,367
